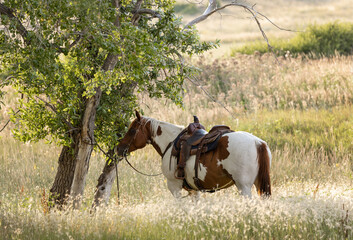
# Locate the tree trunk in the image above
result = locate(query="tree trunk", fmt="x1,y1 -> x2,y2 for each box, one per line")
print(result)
92,159 -> 117,208
70,88 -> 102,209
49,140 -> 78,208
50,2 -> 120,209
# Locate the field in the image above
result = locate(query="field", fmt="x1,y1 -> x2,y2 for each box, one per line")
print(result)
1,0 -> 353,239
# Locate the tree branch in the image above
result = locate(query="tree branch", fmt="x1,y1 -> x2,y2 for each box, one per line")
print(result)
0,3 -> 30,45
35,96 -> 75,130
131,0 -> 144,25
132,9 -> 161,19
0,110 -> 20,132
184,0 -> 293,63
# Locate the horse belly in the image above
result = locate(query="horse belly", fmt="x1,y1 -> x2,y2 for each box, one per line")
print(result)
184,151 -> 234,191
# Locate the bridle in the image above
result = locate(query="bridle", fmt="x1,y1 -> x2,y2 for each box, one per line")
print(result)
118,118 -> 162,175
121,119 -> 150,158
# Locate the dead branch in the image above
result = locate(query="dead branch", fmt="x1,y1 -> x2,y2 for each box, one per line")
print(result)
184,0 -> 294,63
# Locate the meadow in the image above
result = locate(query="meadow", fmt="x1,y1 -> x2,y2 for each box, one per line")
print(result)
1,0 -> 353,239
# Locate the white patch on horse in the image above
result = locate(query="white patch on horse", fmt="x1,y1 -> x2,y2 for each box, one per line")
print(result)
184,155 -> 207,190
145,117 -> 183,154
217,131 -> 268,197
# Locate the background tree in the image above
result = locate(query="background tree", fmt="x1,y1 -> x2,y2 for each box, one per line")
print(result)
0,0 -> 216,208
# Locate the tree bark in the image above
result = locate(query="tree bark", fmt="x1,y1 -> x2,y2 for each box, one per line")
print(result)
49,138 -> 78,207
70,88 -> 102,209
92,159 -> 117,208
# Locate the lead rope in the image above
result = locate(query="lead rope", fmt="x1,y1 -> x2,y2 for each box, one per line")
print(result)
114,158 -> 120,205
124,154 -> 162,177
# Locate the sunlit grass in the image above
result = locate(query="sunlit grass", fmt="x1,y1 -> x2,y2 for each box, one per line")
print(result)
1,103 -> 352,238
1,180 -> 352,239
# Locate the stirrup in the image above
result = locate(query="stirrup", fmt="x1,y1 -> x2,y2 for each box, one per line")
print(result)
175,169 -> 185,180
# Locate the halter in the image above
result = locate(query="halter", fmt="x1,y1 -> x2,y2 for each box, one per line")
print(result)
121,119 -> 150,157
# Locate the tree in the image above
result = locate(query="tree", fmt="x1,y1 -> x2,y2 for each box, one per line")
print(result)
0,0 -> 216,208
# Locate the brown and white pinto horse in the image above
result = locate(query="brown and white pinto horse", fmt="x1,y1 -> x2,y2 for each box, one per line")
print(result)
117,111 -> 271,199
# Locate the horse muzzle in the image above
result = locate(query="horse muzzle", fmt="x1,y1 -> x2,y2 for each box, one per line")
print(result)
117,144 -> 129,157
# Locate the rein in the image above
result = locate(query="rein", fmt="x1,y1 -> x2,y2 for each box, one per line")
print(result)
122,154 -> 162,177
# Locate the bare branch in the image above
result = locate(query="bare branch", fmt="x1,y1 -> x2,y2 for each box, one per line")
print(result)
242,6 -> 280,63
202,0 -> 217,15
185,1 -> 252,29
184,1 -> 291,63
0,110 -> 20,132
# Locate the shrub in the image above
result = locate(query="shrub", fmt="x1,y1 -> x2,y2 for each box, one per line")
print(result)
232,22 -> 353,58
174,3 -> 202,15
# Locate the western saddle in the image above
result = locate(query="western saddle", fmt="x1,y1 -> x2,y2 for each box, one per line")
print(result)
171,116 -> 233,191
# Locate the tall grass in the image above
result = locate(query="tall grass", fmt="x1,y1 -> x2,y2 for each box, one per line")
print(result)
1,53 -> 353,239
190,54 -> 353,111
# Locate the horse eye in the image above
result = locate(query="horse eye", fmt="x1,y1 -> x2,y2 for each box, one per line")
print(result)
128,129 -> 136,135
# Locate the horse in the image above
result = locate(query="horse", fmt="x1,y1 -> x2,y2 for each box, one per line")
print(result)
117,111 -> 271,199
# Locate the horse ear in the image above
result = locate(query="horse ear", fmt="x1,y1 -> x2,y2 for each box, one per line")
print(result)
135,110 -> 141,120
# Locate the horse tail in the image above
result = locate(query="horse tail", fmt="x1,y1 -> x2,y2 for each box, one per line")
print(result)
255,142 -> 271,197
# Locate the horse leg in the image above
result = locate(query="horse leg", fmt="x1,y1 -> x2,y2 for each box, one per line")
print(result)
234,182 -> 252,197
188,190 -> 200,203
167,179 -> 183,199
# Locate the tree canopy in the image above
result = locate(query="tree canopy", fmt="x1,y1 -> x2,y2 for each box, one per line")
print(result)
0,0 -> 217,149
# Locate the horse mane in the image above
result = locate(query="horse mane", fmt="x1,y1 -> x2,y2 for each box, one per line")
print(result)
144,117 -> 184,137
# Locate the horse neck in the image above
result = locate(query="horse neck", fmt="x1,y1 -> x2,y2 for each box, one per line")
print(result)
146,118 -> 183,156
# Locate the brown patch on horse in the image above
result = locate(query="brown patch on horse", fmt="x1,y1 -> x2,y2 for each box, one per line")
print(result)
198,136 -> 234,190
254,142 -> 271,197
156,126 -> 162,136
144,120 -> 163,156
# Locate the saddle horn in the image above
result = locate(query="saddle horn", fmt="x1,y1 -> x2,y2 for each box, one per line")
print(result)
193,115 -> 200,123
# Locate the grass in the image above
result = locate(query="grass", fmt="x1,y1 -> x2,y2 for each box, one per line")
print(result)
1,185 -> 352,239
188,54 -> 353,112
1,55 -> 353,239
1,103 -> 352,239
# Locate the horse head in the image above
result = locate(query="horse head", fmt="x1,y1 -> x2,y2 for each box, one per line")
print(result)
116,110 -> 151,156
